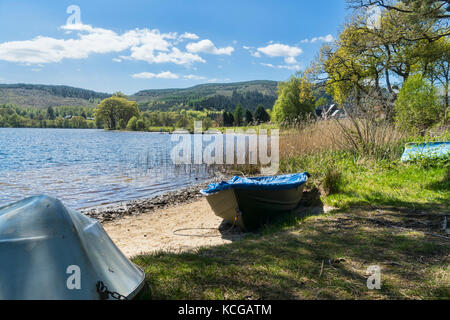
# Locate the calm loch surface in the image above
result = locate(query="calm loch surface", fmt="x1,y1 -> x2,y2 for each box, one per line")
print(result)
0,128 -> 216,209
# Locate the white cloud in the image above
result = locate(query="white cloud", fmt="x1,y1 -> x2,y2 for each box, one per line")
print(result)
186,39 -> 234,55
183,74 -> 207,80
311,34 -> 334,43
284,56 -> 297,64
0,23 -> 212,66
207,77 -> 231,83
301,34 -> 335,44
178,32 -> 199,40
129,46 -> 205,65
132,71 -> 179,79
243,45 -> 261,58
257,43 -> 302,58
261,62 -> 301,71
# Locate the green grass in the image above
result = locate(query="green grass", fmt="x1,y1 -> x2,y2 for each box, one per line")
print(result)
279,149 -> 449,212
213,123 -> 279,133
134,208 -> 449,299
133,139 -> 449,300
326,159 -> 449,211
146,126 -> 175,133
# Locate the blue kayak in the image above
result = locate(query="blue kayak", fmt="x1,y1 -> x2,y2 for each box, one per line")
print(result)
401,142 -> 450,162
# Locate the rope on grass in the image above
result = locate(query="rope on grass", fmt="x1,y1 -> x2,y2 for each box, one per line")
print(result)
173,213 -> 239,238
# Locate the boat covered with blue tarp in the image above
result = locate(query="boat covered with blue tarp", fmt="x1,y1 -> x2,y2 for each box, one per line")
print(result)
201,172 -> 310,231
0,195 -> 145,300
401,142 -> 450,162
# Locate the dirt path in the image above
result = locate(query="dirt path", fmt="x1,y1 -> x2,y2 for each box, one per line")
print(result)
103,198 -> 244,257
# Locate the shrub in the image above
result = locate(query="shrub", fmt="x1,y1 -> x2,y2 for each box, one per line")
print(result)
272,76 -> 314,124
322,166 -> 343,196
254,105 -> 270,124
394,74 -> 441,135
118,119 -> 126,130
136,119 -> 146,131
127,116 -> 138,130
335,88 -> 404,160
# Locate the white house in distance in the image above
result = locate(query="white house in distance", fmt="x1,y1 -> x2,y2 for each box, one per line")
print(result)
314,104 -> 345,119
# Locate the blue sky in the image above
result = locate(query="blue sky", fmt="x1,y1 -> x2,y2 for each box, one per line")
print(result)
0,0 -> 347,94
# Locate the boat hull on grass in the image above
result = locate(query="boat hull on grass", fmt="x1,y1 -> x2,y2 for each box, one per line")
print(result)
201,173 -> 310,231
0,195 -> 145,300
401,142 -> 449,162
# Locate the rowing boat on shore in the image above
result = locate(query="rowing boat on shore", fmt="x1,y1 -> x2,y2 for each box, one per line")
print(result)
201,172 -> 310,231
0,195 -> 145,300
401,142 -> 450,162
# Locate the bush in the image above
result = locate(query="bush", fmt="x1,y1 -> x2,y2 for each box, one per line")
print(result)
322,167 -> 343,196
127,116 -> 138,130
272,76 -> 314,124
254,105 -> 270,124
118,119 -> 126,130
136,119 -> 146,131
394,74 -> 441,135
334,89 -> 404,160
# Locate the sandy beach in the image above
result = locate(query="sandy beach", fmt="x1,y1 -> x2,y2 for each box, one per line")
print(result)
102,198 -> 244,257
86,180 -> 330,258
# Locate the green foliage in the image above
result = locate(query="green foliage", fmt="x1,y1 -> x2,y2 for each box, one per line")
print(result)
0,104 -> 96,129
234,103 -> 243,126
175,113 -> 190,129
136,119 -> 146,131
272,76 -> 315,124
254,105 -> 270,123
322,167 -> 343,196
126,116 -> 138,131
315,97 -> 328,107
133,147 -> 449,299
94,96 -> 139,130
394,74 -> 441,134
245,109 -> 253,124
318,0 -> 449,108
47,106 -> 55,120
70,116 -> 88,128
118,119 -> 126,130
222,111 -> 235,127
0,84 -> 109,109
134,80 -> 278,112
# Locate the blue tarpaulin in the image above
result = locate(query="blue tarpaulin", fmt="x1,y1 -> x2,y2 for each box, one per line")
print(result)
401,142 -> 450,162
201,172 -> 310,195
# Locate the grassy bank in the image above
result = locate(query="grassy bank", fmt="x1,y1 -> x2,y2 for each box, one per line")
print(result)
133,150 -> 449,299
132,120 -> 449,300
143,123 -> 278,134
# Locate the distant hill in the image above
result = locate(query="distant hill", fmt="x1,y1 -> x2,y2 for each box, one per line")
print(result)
0,84 -> 111,109
0,81 -> 279,112
130,80 -> 279,112
0,81 -> 336,113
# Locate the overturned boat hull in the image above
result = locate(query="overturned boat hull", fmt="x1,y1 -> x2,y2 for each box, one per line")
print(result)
0,195 -> 145,300
401,142 -> 449,162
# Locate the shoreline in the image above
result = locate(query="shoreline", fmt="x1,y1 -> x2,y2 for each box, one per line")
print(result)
80,179 -> 219,223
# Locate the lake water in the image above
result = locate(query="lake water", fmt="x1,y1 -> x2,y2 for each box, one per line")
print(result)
0,128 -> 218,209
